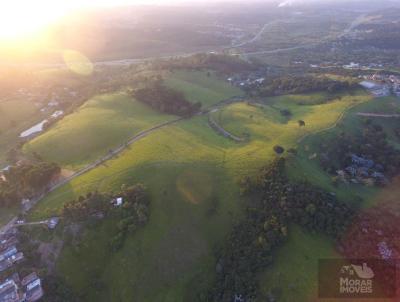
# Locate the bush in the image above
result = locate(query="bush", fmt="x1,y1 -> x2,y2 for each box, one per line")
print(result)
273,145 -> 285,154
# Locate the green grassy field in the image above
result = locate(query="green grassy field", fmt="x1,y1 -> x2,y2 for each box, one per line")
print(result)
258,96 -> 400,302
23,93 -> 175,170
211,91 -> 372,177
24,71 -> 241,170
27,76 -> 376,301
57,162 -> 241,301
286,96 -> 400,207
165,70 -> 243,108
0,98 -> 47,165
259,225 -> 338,302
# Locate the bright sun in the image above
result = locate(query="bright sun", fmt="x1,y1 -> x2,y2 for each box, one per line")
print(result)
0,0 -> 168,41
0,1 -> 72,40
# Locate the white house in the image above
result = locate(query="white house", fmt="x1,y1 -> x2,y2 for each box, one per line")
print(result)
111,197 -> 124,207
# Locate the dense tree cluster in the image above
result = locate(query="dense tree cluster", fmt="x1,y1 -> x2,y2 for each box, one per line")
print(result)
133,80 -> 201,117
257,76 -> 358,97
0,161 -> 60,207
152,53 -> 257,75
62,184 -> 150,252
319,121 -> 400,181
206,159 -> 354,301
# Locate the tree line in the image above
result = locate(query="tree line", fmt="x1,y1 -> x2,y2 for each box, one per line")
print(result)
61,184 -> 150,252
0,161 -> 60,208
204,158 -> 355,302
133,79 -> 202,117
151,53 -> 257,75
257,76 -> 358,97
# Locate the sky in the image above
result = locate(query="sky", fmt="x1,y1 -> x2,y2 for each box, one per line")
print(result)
0,0 -> 169,39
0,0 -> 256,40
2,0 -> 390,40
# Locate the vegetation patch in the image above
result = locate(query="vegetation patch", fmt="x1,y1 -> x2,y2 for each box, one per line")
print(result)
257,76 -> 358,97
207,159 -> 354,302
0,160 -> 60,208
62,184 -> 150,252
133,79 -> 201,116
164,70 -> 243,108
24,79 -> 371,301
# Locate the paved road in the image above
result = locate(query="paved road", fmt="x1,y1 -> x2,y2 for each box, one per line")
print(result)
22,117 -> 185,213
0,217 -> 17,235
356,113 -> 400,118
0,218 -> 51,235
40,95 -> 243,197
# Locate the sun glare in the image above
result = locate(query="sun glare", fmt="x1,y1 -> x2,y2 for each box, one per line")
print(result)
0,1 -> 72,41
0,0 -> 178,41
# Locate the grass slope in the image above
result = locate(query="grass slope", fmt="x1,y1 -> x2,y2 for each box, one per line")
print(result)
23,93 -> 175,170
286,96 -> 400,207
258,96 -> 400,302
164,70 -> 243,108
58,163 -> 241,302
28,84 -> 373,301
259,225 -> 338,302
0,98 -> 45,165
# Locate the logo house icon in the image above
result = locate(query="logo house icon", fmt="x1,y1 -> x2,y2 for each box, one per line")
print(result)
340,263 -> 374,279
339,263 -> 374,295
351,263 -> 374,279
319,259 -> 395,299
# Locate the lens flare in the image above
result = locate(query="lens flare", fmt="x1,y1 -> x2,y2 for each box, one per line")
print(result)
63,50 -> 93,76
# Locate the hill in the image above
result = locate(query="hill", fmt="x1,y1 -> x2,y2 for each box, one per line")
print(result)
259,96 -> 400,301
24,71 -> 242,170
25,85 -> 373,301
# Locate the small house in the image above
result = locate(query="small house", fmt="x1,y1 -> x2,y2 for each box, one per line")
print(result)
22,273 -> 43,302
0,280 -> 20,302
0,246 -> 18,262
111,197 -> 124,207
47,217 -> 60,230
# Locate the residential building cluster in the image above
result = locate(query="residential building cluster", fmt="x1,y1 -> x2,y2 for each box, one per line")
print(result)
0,229 -> 43,302
227,70 -> 267,89
360,73 -> 400,97
336,154 -> 387,186
0,233 -> 24,273
0,272 -> 43,302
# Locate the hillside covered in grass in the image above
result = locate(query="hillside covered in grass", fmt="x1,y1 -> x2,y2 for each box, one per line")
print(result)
23,70 -> 378,301
23,71 -> 242,170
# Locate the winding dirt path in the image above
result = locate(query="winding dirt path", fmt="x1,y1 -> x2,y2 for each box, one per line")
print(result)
208,114 -> 245,142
